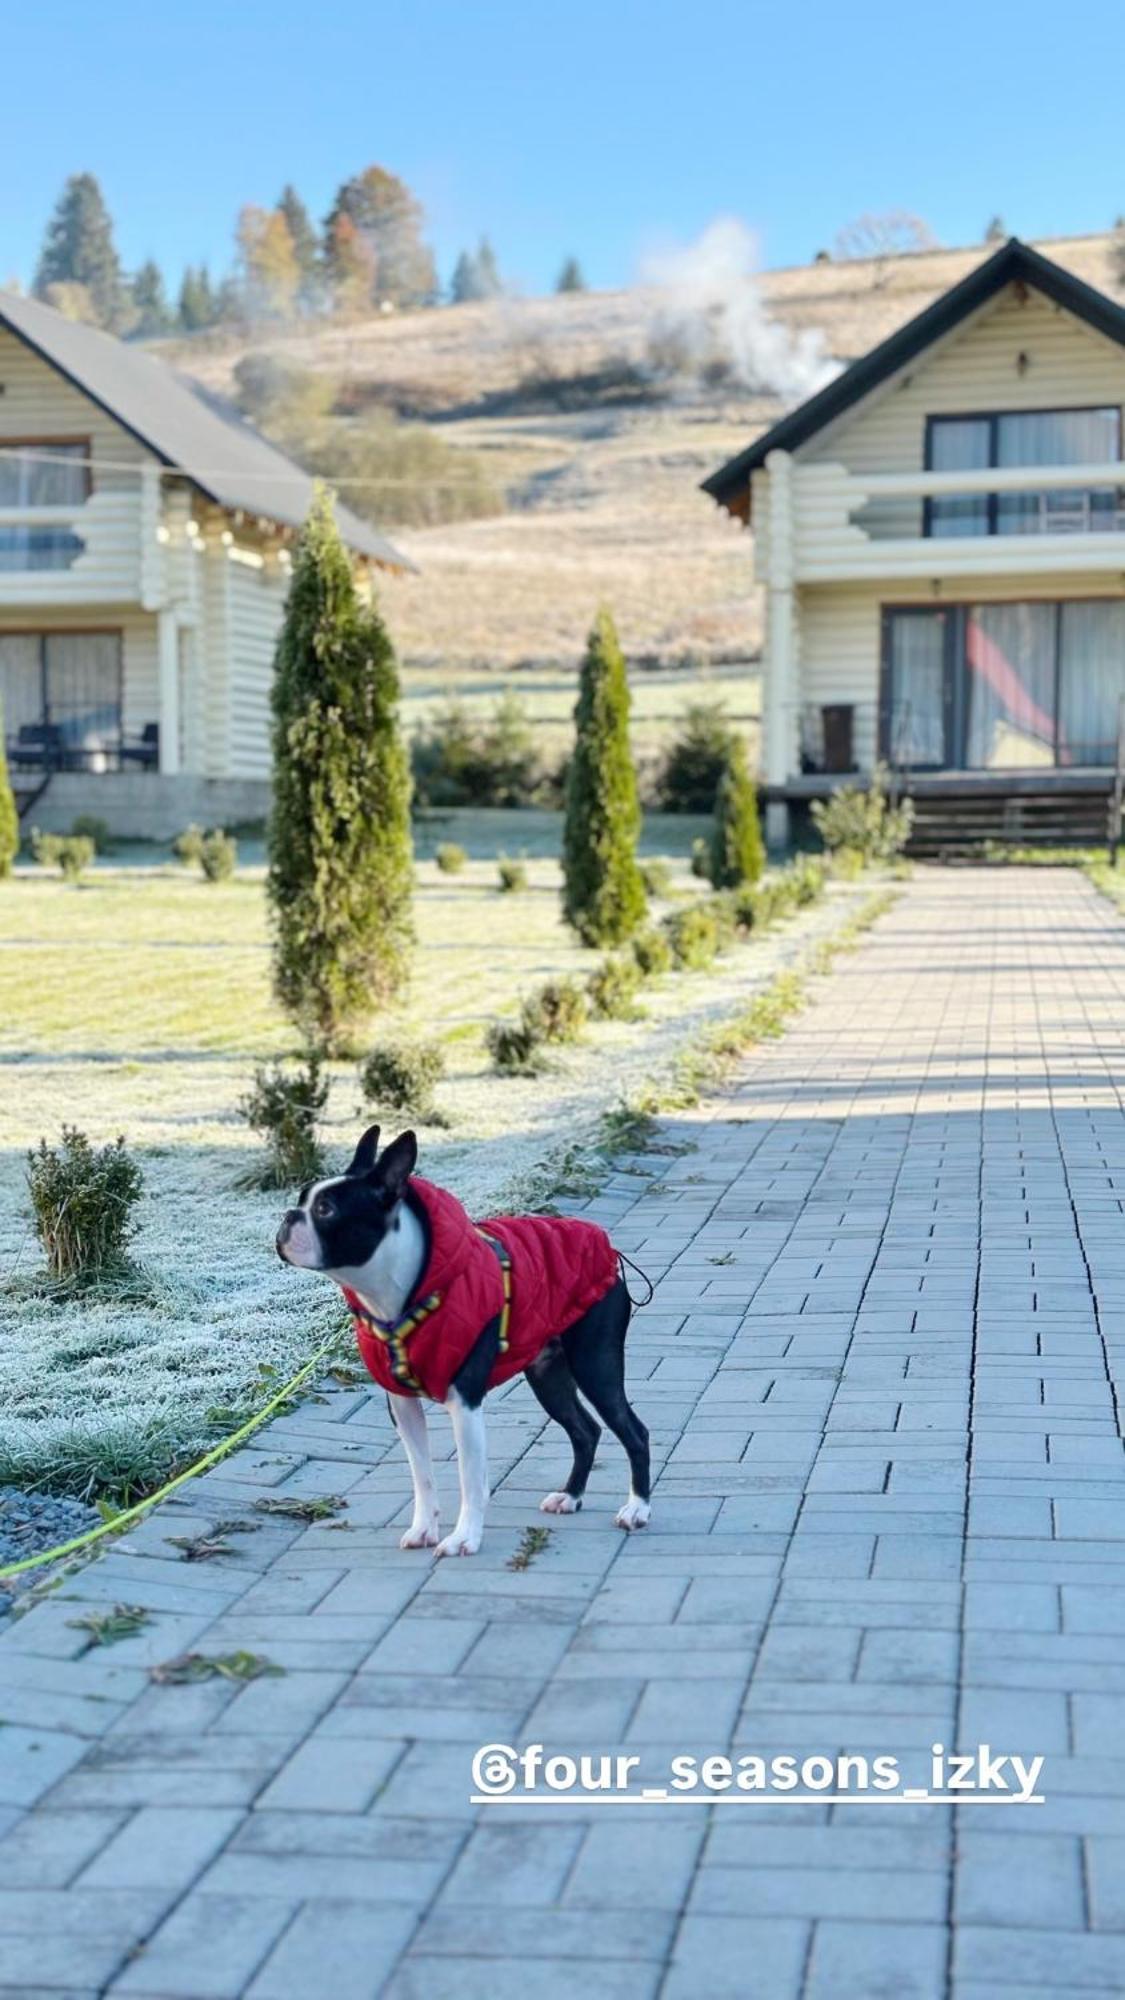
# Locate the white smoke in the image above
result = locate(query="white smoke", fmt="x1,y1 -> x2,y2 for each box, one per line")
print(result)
641,216 -> 839,404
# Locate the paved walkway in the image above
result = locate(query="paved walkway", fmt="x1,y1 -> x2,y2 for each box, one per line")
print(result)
4,867 -> 1125,1999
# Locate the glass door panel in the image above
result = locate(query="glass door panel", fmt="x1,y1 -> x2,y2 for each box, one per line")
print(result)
886,611 -> 948,766
965,603 -> 1056,768
1058,602 -> 1125,766
44,633 -> 122,768
928,417 -> 990,537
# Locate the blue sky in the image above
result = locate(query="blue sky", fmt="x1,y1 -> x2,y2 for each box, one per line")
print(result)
2,0 -> 1121,297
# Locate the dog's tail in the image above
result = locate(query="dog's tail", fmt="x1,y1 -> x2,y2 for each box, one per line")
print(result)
617,1252 -> 654,1309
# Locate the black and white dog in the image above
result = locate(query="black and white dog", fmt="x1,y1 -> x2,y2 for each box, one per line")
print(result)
276,1128 -> 651,1557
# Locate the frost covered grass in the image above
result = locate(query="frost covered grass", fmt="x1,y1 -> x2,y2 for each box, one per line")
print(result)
0,843 -> 874,1498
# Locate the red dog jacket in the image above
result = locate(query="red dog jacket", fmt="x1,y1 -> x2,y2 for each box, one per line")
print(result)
343,1176 -> 619,1401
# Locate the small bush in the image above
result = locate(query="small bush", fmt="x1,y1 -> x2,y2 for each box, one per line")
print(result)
690,837 -> 711,880
587,954 -> 644,1021
27,1128 -> 144,1285
639,857 -> 673,899
653,700 -> 737,813
71,814 -> 111,854
497,855 -> 528,893
435,842 -> 468,875
412,695 -> 547,808
358,1039 -> 445,1118
811,763 -> 914,861
31,830 -> 95,882
709,892 -> 739,951
172,824 -> 204,866
663,902 -> 720,971
486,1016 -> 546,1075
240,1057 -> 328,1189
631,925 -> 674,978
831,845 -> 866,881
522,977 -> 588,1043
199,830 -> 238,882
788,853 -> 829,904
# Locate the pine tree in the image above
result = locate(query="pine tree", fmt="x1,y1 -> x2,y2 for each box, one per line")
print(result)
556,256 -> 587,293
450,249 -> 482,303
475,237 -> 502,298
562,608 -> 646,946
34,173 -> 123,327
277,184 -> 321,310
131,259 -> 172,337
268,489 -> 413,1047
709,736 -> 765,890
178,264 -> 216,331
0,702 -> 18,880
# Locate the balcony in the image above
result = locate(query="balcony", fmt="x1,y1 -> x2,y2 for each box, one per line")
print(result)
789,459 -> 1125,583
0,490 -> 148,604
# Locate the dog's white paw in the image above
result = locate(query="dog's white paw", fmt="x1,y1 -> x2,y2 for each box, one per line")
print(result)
540,1491 -> 580,1515
433,1526 -> 482,1559
615,1496 -> 651,1532
400,1519 -> 441,1550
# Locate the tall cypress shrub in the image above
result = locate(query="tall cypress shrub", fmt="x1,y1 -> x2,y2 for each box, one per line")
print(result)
562,608 -> 646,946
709,736 -> 766,890
0,704 -> 18,879
268,490 -> 413,1050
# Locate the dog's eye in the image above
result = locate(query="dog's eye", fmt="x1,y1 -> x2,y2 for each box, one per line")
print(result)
313,1196 -> 335,1222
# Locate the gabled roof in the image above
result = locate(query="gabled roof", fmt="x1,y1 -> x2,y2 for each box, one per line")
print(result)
0,290 -> 408,568
702,238 -> 1125,513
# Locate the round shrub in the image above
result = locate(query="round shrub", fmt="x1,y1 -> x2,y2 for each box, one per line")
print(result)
522,977 -> 588,1044
31,830 -> 95,882
359,1038 -> 445,1118
639,857 -> 673,899
240,1057 -> 328,1188
27,1128 -> 144,1285
663,902 -> 720,971
486,1016 -> 546,1075
631,925 -> 674,978
71,814 -> 111,854
172,824 -> 204,866
831,845 -> 866,881
199,830 -> 238,882
435,842 -> 468,875
586,954 -> 644,1021
497,855 -> 528,893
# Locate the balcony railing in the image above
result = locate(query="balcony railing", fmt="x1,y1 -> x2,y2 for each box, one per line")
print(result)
0,491 -> 146,601
790,460 -> 1125,581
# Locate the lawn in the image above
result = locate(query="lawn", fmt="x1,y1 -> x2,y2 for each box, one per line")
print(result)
0,826 -> 859,1498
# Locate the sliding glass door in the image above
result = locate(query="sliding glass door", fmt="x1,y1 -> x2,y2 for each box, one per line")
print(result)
883,599 -> 1125,770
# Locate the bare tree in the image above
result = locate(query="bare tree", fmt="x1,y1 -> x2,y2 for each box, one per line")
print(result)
832,212 -> 939,262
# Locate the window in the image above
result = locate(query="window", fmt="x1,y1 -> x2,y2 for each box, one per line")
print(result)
926,409 -> 1122,538
0,631 -> 123,769
0,528 -> 84,571
0,440 -> 89,508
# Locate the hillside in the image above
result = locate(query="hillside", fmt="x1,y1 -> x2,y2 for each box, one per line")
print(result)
163,232 -> 1122,678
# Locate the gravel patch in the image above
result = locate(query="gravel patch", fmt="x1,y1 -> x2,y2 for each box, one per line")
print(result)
0,1484 -> 99,1614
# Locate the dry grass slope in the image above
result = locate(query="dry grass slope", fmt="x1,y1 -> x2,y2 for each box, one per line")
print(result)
162,233 -> 1121,675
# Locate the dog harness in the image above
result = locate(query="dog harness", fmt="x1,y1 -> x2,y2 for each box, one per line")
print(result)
342,1176 -> 619,1401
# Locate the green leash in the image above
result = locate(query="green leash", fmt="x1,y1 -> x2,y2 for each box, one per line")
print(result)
0,1337 -> 339,1585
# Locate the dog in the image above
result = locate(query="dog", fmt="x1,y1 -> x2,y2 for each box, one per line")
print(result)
276,1126 -> 651,1557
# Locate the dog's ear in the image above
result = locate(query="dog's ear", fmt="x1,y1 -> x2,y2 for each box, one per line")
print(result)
344,1125 -> 381,1179
374,1129 -> 417,1203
